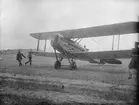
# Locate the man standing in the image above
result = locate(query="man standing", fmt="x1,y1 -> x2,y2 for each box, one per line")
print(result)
25,50 -> 32,65
16,50 -> 26,66
128,42 -> 139,79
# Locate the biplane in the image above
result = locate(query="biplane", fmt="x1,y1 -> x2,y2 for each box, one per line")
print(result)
30,21 -> 139,70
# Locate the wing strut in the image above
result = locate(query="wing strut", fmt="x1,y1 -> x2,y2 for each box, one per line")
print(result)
74,38 -> 80,42
54,48 -> 58,61
78,38 -> 83,44
112,34 -> 121,50
37,39 -> 40,51
117,35 -> 120,50
112,35 -> 115,50
44,40 -> 47,52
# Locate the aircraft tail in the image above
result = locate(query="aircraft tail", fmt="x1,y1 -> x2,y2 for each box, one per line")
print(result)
100,59 -> 122,65
89,59 -> 100,64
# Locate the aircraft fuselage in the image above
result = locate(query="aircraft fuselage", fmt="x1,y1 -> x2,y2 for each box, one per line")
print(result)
50,34 -> 87,55
50,34 -> 122,64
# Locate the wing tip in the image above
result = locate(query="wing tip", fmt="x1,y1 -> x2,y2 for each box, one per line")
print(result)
29,33 -> 40,39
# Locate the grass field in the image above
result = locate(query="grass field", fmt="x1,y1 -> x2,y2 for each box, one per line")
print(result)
0,54 -> 137,105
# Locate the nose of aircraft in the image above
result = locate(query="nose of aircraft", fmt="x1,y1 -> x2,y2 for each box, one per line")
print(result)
50,34 -> 59,47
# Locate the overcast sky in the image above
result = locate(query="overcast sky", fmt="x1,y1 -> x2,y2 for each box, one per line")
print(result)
1,0 -> 139,51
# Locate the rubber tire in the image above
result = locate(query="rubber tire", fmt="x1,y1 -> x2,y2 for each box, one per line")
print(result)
54,60 -> 61,69
100,59 -> 105,65
70,62 -> 77,70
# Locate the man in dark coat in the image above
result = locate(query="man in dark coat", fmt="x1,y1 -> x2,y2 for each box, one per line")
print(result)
25,50 -> 32,65
16,50 -> 26,66
128,42 -> 139,79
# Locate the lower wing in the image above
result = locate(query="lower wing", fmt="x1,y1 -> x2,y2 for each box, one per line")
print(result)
31,51 -> 60,58
74,50 -> 131,59
31,51 -> 99,64
31,50 -> 131,64
73,50 -> 131,64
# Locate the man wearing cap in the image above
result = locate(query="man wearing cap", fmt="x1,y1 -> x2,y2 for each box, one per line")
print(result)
16,50 -> 26,66
25,50 -> 32,65
128,42 -> 139,79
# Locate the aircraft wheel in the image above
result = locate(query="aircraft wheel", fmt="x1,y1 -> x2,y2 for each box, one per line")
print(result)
70,62 -> 77,70
73,62 -> 77,69
100,59 -> 105,65
69,65 -> 73,70
72,65 -> 77,70
54,60 -> 61,69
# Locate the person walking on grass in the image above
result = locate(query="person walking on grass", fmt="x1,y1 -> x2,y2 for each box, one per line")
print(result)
128,42 -> 139,79
16,50 -> 26,67
25,50 -> 32,66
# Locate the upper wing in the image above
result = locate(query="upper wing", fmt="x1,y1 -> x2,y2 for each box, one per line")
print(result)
30,21 -> 138,40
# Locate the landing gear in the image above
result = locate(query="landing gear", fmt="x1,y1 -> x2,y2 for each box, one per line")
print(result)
100,59 -> 105,65
69,58 -> 77,70
70,60 -> 77,70
64,51 -> 77,70
53,48 -> 61,69
59,57 -> 63,61
53,48 -> 77,70
54,60 -> 61,69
